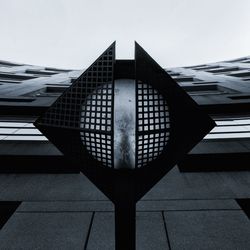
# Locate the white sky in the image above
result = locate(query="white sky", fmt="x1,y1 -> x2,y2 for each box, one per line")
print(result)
0,0 -> 250,69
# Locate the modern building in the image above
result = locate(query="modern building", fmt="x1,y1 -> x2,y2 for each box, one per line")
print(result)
0,56 -> 250,249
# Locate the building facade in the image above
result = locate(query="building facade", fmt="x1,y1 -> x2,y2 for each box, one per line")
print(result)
0,56 -> 249,249
0,56 -> 250,172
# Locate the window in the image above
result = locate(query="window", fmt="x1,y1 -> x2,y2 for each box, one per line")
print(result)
228,95 -> 250,100
205,118 -> 250,139
0,122 -> 47,141
228,71 -> 250,78
0,72 -> 36,81
206,66 -> 239,74
0,97 -> 35,102
25,69 -> 58,76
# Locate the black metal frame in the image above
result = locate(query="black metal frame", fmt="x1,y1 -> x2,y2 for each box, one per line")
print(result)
34,42 -> 215,250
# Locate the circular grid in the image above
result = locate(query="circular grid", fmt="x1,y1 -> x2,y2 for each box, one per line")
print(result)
80,81 -> 170,169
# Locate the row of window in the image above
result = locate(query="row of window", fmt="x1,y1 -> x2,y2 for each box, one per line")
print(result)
204,118 -> 250,139
0,118 -> 249,141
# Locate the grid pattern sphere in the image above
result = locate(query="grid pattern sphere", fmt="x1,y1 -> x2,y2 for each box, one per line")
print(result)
136,82 -> 170,168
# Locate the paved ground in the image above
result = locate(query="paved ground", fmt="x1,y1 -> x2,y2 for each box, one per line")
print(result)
0,167 -> 250,249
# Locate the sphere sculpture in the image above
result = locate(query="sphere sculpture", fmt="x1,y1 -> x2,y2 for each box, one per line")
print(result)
80,80 -> 170,169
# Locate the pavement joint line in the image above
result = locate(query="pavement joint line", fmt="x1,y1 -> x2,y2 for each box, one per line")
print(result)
162,211 -> 171,250
15,209 -> 242,213
84,212 -> 95,250
7,198 -> 242,202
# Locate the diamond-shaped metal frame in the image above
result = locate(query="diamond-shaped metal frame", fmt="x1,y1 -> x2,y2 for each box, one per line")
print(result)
35,43 -> 118,201
34,43 -> 215,250
34,42 -> 215,202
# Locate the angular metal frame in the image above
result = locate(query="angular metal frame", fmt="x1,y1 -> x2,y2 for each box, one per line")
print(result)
34,42 -> 216,250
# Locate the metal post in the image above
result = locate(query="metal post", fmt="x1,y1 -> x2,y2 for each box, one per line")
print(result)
115,200 -> 136,250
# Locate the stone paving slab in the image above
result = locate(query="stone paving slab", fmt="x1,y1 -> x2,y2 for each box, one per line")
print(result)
136,212 -> 169,250
0,168 -> 250,201
87,212 -> 115,250
17,199 -> 240,212
164,210 -> 250,250
18,201 -> 114,212
0,173 -> 106,201
0,168 -> 249,249
87,212 -> 169,250
144,167 -> 250,200
137,199 -> 240,211
0,212 -> 92,250
1,208 -> 249,249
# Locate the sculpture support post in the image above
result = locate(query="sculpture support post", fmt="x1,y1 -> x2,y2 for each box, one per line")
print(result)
115,200 -> 136,250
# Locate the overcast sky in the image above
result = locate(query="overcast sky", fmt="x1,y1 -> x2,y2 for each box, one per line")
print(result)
0,0 -> 250,69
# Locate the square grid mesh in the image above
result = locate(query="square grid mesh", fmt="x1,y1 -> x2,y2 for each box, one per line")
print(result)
136,83 -> 170,168
80,84 -> 112,132
80,132 -> 112,167
80,83 -> 113,168
36,44 -> 115,168
38,46 -> 114,130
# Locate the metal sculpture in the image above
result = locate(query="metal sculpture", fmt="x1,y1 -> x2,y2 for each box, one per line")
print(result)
34,42 -> 215,250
